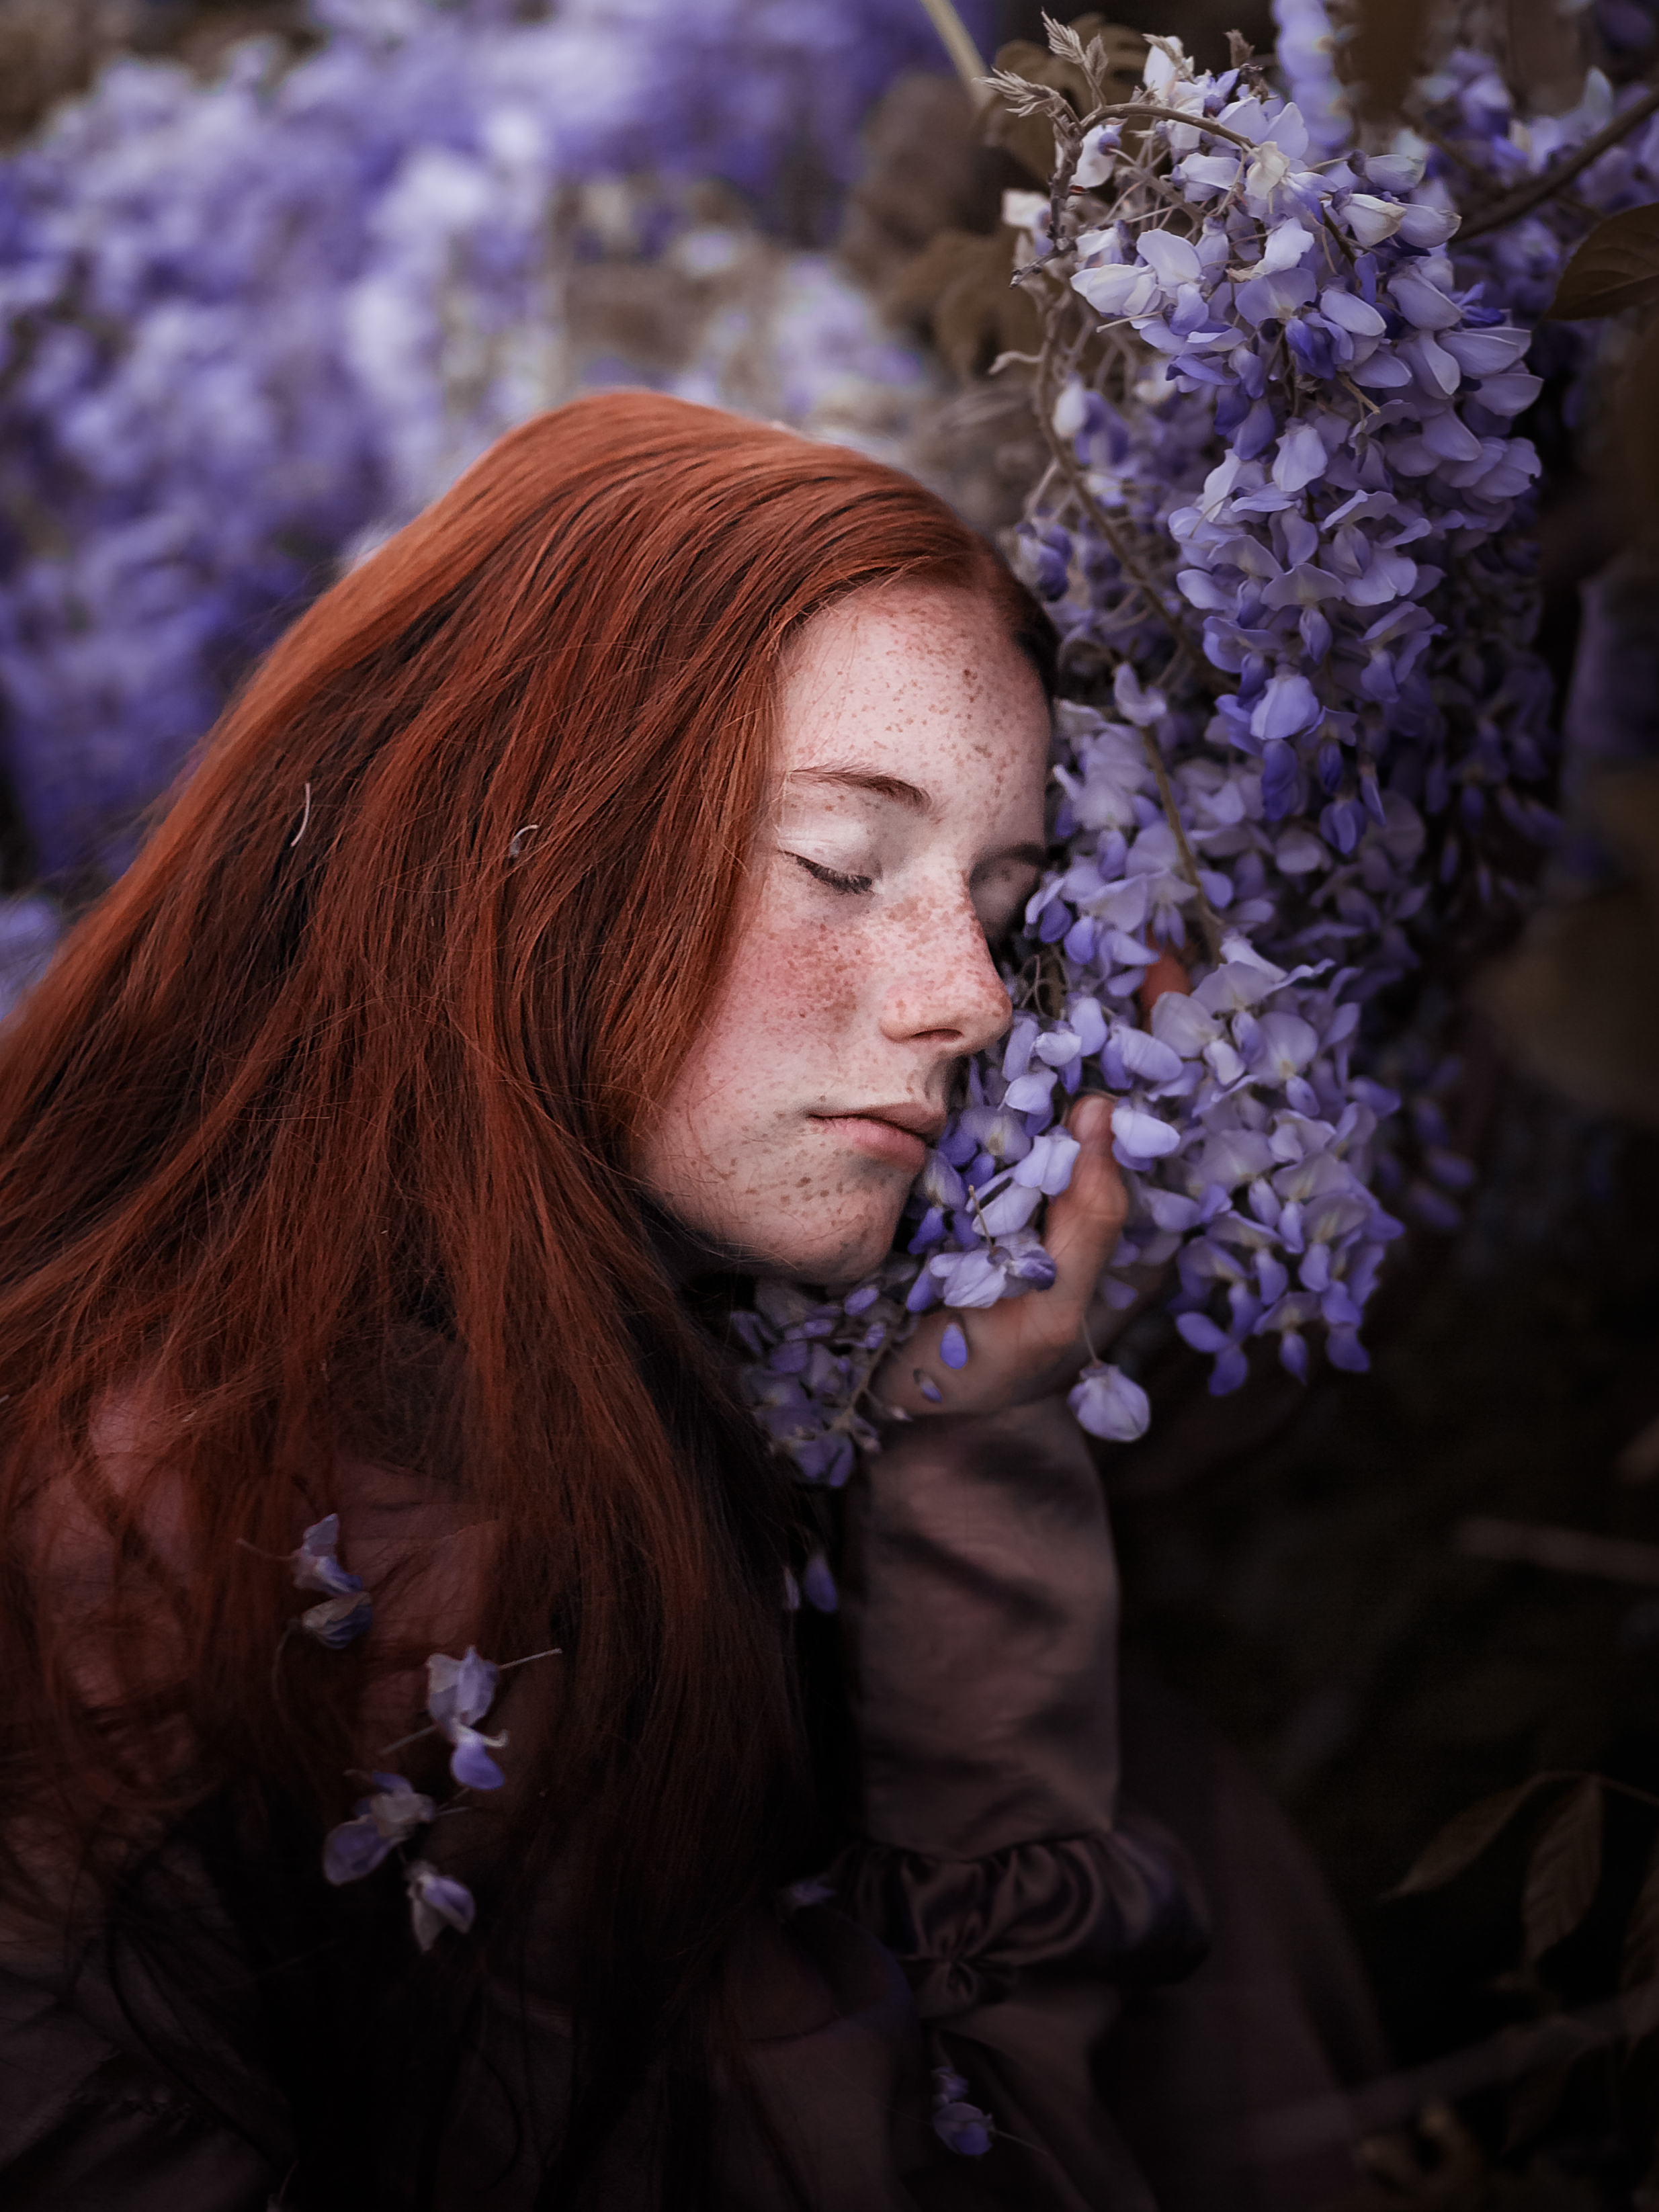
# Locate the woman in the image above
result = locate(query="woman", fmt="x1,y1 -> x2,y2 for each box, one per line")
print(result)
0,394 -> 1380,2209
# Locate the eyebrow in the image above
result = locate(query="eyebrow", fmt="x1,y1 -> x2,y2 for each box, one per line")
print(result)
785,765 -> 1047,873
788,766 -> 929,810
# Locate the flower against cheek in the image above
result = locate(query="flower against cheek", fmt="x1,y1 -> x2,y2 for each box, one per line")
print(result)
721,14 -> 1652,1467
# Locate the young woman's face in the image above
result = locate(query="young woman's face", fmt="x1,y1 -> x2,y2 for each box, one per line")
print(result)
639,583 -> 1052,1286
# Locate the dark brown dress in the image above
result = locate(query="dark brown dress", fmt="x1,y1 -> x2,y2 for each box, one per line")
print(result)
0,1398 -> 1386,2208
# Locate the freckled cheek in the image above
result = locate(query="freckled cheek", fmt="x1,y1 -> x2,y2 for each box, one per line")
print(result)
732,919 -> 867,1040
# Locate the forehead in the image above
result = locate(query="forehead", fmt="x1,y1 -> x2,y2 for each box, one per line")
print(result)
775,583 -> 1050,791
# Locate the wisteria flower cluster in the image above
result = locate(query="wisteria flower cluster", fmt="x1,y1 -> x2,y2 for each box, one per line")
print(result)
263,1513 -> 553,1951
1404,25 -> 1659,892
0,0 -> 974,880
739,18 -> 1623,1453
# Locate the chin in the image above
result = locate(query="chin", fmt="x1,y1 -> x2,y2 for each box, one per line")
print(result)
758,1205 -> 902,1293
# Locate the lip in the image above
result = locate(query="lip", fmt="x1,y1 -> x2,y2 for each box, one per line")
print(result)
811,1102 -> 945,1175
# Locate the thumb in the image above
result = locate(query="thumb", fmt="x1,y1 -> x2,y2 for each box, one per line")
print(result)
1041,1095 -> 1127,1305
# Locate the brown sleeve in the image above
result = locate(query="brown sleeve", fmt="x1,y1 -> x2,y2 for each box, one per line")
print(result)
840,1395 -> 1125,1861
0,1969 -> 280,2212
834,1392 -> 1207,2000
829,1396 -> 1208,2212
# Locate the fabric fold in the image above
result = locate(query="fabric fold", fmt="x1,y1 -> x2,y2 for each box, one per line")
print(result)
833,1807 -> 1210,2023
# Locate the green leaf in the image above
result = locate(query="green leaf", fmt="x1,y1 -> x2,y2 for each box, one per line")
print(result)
1621,1838 -> 1659,1992
1387,1773 -> 1574,1898
1547,204 -> 1659,321
1523,1777 -> 1604,1961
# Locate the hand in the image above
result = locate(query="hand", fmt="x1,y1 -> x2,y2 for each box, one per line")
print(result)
874,1095 -> 1130,1419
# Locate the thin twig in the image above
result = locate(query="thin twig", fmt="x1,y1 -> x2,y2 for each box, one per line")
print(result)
1080,99 -> 1264,155
1236,1979 -> 1659,2167
912,0 -> 992,110
1420,122 -> 1599,228
1457,79 -> 1659,242
1457,1515 -> 1659,1587
1138,731 -> 1225,961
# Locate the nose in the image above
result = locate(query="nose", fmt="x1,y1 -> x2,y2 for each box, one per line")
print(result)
878,884 -> 1012,1058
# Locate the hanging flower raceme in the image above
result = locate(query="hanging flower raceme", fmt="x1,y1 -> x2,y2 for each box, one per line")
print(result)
255,1510 -> 561,1949
740,24 -> 1572,1443
314,1646 -> 507,1949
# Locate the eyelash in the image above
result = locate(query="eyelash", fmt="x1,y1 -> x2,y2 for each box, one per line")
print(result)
790,853 -> 874,896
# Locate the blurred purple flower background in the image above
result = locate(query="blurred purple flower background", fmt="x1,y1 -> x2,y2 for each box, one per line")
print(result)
0,0 -> 987,882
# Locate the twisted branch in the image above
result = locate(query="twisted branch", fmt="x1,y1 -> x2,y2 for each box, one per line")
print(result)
1457,78 -> 1659,242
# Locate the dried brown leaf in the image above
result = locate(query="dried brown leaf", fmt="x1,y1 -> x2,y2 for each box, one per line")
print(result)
1388,1773 -> 1575,1898
1523,1776 -> 1604,1961
1044,11 -> 1089,70
1622,1840 -> 1659,1992
884,227 -> 1039,383
984,17 -> 1145,182
1548,204 -> 1659,319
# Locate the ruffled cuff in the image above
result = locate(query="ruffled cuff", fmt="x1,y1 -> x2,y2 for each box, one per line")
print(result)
828,1805 -> 1210,2023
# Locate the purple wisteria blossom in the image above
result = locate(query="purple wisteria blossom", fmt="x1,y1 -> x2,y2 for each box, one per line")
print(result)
300,1589 -> 376,1648
931,2066 -> 996,2158
286,1514 -> 376,1652
425,1646 -> 508,1791
740,19 -> 1605,1431
1070,1361 -> 1152,1441
407,1859 -> 476,1951
323,1771 -> 435,1884
799,1550 -> 839,1613
244,1511 -> 375,1643
289,1513 -> 362,1597
317,1637 -> 546,1945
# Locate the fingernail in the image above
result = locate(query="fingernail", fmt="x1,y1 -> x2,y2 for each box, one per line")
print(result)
1072,1095 -> 1111,1144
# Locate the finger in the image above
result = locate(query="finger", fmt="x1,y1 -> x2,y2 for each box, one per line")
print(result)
1140,949 -> 1189,1013
1040,1094 -> 1128,1311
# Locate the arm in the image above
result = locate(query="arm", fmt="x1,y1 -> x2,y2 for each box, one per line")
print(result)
836,1100 -> 1208,2018
842,1395 -> 1119,1861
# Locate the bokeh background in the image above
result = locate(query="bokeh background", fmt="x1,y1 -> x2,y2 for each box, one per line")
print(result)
4,4 -> 1659,2199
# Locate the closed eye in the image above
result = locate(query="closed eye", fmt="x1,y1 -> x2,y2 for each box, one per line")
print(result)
789,853 -> 874,896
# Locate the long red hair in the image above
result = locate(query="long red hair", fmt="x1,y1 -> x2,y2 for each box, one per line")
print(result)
0,392 -> 1041,2199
